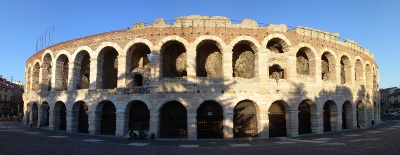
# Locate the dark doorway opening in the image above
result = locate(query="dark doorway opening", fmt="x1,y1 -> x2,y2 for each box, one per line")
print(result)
233,100 -> 258,138
323,102 -> 331,132
78,102 -> 89,133
100,101 -> 116,135
128,101 -> 150,131
197,101 -> 223,139
298,101 -> 311,134
269,102 -> 286,137
160,101 -> 187,138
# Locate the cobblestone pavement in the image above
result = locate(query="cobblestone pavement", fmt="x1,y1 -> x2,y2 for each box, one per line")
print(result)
1,120 -> 400,155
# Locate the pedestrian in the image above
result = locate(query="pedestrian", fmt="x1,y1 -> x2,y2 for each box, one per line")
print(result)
371,120 -> 375,128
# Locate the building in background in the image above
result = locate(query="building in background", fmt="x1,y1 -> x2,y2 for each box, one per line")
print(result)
380,87 -> 400,116
0,77 -> 24,117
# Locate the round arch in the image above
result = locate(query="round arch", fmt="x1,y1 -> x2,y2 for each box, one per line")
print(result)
197,100 -> 223,139
233,100 -> 259,138
159,100 -> 187,139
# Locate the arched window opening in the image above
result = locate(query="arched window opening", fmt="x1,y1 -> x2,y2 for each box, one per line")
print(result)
355,59 -> 363,84
161,41 -> 187,77
321,52 -> 336,81
75,51 -> 90,90
267,38 -> 285,53
54,101 -> 66,131
41,54 -> 52,92
269,64 -> 284,80
340,56 -> 351,84
133,74 -> 143,86
98,47 -> 118,89
26,67 -> 31,93
55,55 -> 69,91
366,64 -> 372,88
159,101 -> 187,138
232,41 -> 256,79
233,100 -> 258,138
32,63 -> 40,92
197,101 -> 223,139
296,48 -> 314,77
196,41 -> 223,78
72,101 -> 89,133
128,43 -> 151,72
269,101 -> 286,137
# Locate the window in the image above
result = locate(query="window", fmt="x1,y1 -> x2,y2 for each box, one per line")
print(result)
4,95 -> 7,101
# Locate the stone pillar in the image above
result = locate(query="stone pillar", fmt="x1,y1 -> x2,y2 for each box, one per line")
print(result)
186,44 -> 196,84
187,111 -> 196,140
88,111 -> 99,135
67,62 -> 75,91
89,58 -> 98,90
149,107 -> 159,138
49,111 -> 56,130
286,110 -> 299,137
288,55 -> 297,81
223,113 -> 234,139
258,52 -> 269,82
335,108 -> 342,132
37,106 -> 43,126
66,110 -> 73,132
258,112 -> 269,139
117,54 -> 127,89
314,108 -> 324,134
222,46 -> 233,82
115,109 -> 125,137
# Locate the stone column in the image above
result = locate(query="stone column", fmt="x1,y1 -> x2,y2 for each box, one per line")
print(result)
222,46 -> 233,82
286,110 -> 299,137
89,58 -> 98,90
67,62 -> 75,91
258,52 -> 269,82
149,107 -> 159,138
313,107 -> 324,134
117,54 -> 127,89
66,110 -> 73,132
88,111 -> 99,135
186,44 -> 196,84
187,111 -> 197,140
115,109 -> 125,137
223,113 -> 234,139
334,107 -> 342,132
49,111 -> 56,130
258,112 -> 269,139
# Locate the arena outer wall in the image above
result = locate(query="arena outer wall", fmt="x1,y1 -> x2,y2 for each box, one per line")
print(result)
23,15 -> 380,139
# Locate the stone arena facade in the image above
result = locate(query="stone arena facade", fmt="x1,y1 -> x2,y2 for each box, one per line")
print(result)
23,15 -> 380,139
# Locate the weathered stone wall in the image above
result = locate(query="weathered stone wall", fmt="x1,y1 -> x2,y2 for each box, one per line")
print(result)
23,16 -> 380,140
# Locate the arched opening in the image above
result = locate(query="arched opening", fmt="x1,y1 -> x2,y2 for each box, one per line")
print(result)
74,50 -> 90,90
196,40 -> 223,78
31,103 -> 38,127
54,101 -> 66,130
98,101 -> 116,135
159,101 -> 187,138
323,100 -> 338,132
98,47 -> 118,89
298,100 -> 311,134
26,67 -> 31,93
72,101 -> 89,133
161,41 -> 187,77
197,100 -> 223,139
233,100 -> 258,138
366,64 -> 372,88
355,59 -> 363,84
321,52 -> 335,81
232,41 -> 257,79
356,101 -> 367,128
133,74 -> 143,86
126,43 -> 151,87
267,38 -> 286,53
40,102 -> 50,127
55,55 -> 69,91
269,101 -> 286,137
269,64 -> 284,80
127,101 -> 150,132
32,63 -> 40,92
41,54 -> 52,92
342,101 -> 353,129
340,55 -> 351,84
296,47 -> 315,78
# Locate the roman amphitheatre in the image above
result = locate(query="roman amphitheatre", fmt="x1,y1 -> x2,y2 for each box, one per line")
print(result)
23,15 -> 380,139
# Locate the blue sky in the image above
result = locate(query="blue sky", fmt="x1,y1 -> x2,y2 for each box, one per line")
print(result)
0,0 -> 399,88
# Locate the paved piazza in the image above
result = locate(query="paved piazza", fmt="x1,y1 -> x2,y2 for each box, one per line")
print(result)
1,121 -> 399,154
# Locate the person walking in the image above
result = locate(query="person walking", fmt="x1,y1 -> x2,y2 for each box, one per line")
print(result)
371,120 -> 375,128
